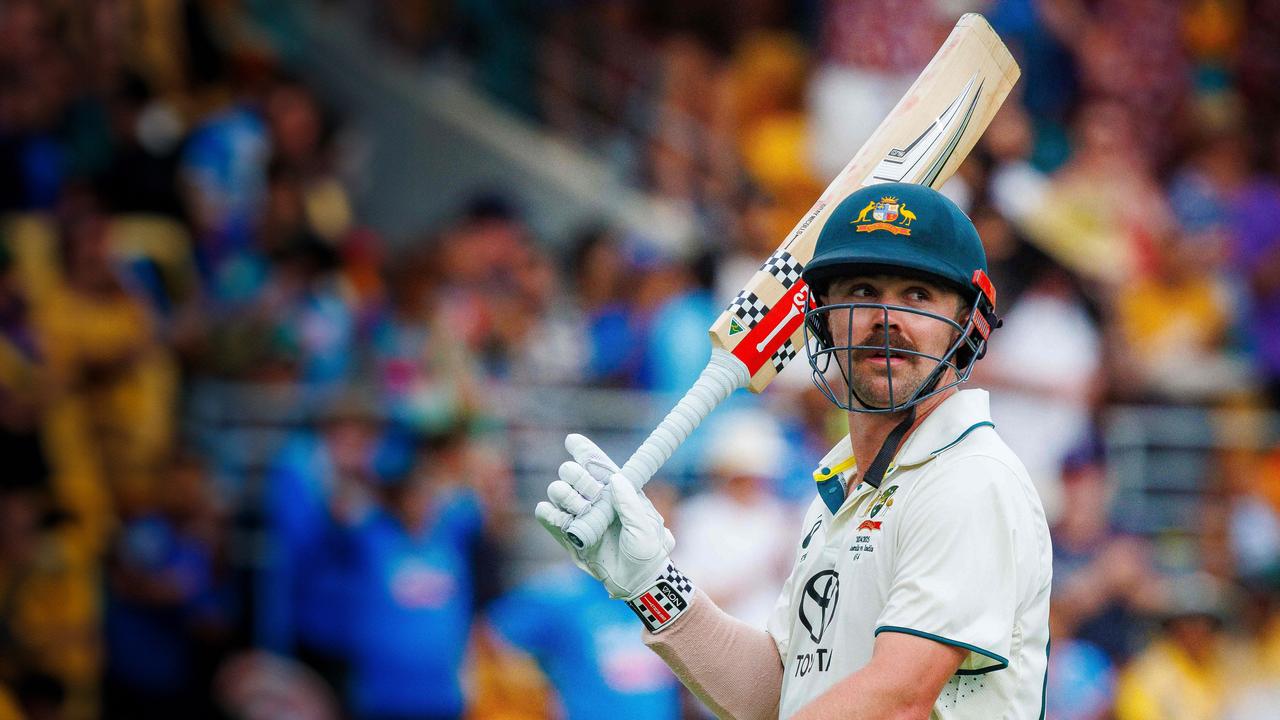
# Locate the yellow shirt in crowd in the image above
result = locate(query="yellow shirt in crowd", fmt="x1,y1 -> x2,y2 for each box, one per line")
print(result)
1115,639 -> 1225,720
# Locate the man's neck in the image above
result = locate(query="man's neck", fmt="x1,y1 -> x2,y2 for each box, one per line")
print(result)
845,388 -> 957,486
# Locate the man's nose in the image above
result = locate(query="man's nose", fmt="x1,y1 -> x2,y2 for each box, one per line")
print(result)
864,305 -> 902,332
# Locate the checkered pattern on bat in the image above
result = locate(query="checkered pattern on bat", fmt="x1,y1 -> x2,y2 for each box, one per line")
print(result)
770,337 -> 799,374
762,250 -> 803,289
730,291 -> 771,329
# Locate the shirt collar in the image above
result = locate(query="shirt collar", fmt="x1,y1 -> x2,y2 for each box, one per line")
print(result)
812,389 -> 995,484
894,389 -> 994,467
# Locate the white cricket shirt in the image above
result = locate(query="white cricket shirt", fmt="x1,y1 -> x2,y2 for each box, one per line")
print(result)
767,389 -> 1052,719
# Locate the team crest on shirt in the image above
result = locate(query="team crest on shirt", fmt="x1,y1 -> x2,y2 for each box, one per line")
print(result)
852,196 -> 916,236
868,485 -> 898,518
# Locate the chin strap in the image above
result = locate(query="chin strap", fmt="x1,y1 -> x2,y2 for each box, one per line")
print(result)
862,407 -> 916,490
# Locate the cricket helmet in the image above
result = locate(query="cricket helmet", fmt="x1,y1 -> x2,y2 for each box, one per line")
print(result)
801,182 -> 1000,413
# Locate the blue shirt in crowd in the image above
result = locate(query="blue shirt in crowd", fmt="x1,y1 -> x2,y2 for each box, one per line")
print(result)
346,489 -> 483,719
488,564 -> 679,720
258,432 -> 357,658
105,515 -> 216,694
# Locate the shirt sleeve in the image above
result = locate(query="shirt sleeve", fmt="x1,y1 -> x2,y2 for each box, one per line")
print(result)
765,501 -> 824,660
765,564 -> 799,661
874,456 -> 1020,674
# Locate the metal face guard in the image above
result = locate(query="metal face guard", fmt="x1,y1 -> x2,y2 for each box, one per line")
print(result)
803,296 -> 988,413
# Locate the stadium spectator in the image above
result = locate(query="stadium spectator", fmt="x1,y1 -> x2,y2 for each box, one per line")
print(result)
258,230 -> 357,387
486,562 -> 681,720
985,0 -> 1079,151
674,410 -> 796,628
487,243 -> 586,387
370,242 -> 480,431
178,81 -> 271,298
1225,441 -> 1280,583
1068,0 -> 1189,165
43,192 -> 178,519
1227,144 -> 1280,408
103,453 -> 228,719
719,32 -> 820,222
981,103 -> 1051,227
1113,574 -> 1232,720
0,1 -> 72,213
567,225 -> 643,387
0,239 -> 47,465
1114,228 -> 1244,400
257,387 -> 381,693
1021,100 -> 1173,288
1045,596 -> 1116,720
1050,446 -> 1164,665
633,248 -> 719,395
970,261 -> 1102,523
336,427 -> 497,720
806,0 -> 949,180
433,195 -> 578,383
0,483 -> 95,720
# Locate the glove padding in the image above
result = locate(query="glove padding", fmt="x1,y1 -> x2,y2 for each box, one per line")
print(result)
535,434 -> 675,599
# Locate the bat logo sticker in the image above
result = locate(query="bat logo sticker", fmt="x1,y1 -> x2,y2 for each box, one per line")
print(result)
755,285 -> 810,353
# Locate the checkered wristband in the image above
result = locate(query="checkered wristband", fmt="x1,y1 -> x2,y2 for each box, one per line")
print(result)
625,561 -> 695,634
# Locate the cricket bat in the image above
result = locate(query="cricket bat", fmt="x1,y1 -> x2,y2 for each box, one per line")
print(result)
565,13 -> 1020,547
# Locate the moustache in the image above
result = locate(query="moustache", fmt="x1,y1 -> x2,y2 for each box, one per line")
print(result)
850,333 -> 919,361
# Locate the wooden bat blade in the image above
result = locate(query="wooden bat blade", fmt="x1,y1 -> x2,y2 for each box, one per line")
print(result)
709,13 -> 1020,393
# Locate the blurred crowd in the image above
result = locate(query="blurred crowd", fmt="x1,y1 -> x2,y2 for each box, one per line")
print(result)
1,0 -> 1280,719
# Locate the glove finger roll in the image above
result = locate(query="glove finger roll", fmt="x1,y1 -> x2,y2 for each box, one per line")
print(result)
534,501 -> 574,534
565,502 -> 613,549
558,460 -> 603,501
547,479 -> 592,516
565,433 -> 620,482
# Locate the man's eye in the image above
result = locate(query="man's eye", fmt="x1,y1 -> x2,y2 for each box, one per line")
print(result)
907,289 -> 930,302
851,285 -> 874,297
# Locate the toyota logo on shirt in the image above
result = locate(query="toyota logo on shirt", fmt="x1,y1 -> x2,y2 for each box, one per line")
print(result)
799,570 -> 840,643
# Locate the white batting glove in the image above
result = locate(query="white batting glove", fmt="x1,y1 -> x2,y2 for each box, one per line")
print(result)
535,434 -> 695,632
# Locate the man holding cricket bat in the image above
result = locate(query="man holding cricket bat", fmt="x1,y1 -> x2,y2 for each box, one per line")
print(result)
536,183 -> 1052,719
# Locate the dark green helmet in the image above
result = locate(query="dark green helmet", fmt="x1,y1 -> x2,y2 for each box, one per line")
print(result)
804,182 -> 991,302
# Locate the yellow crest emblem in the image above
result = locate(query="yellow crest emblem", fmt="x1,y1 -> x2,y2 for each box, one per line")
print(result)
853,196 -> 916,236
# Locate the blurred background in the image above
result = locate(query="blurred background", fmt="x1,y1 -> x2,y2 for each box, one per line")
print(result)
0,0 -> 1279,718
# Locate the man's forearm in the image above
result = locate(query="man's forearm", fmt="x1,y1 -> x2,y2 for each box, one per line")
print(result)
790,632 -> 966,720
789,667 -> 935,720
643,589 -> 783,720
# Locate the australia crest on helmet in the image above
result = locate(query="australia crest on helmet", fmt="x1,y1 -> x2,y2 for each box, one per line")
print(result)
852,195 -> 917,236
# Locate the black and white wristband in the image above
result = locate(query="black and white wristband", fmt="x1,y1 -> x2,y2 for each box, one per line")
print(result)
626,562 -> 695,634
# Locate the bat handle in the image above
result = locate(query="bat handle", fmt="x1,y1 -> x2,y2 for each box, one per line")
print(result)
565,348 -> 751,548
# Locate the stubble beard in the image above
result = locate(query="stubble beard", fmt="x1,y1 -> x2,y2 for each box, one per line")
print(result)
848,359 -> 933,409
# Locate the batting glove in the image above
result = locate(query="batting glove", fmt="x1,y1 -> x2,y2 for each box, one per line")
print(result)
535,434 -> 695,632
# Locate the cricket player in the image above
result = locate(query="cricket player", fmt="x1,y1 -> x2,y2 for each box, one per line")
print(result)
537,183 -> 1053,719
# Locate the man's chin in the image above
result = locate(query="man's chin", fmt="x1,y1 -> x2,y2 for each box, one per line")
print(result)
850,379 -> 927,409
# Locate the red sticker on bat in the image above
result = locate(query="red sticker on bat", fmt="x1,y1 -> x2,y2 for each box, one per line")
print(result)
731,281 -> 810,374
